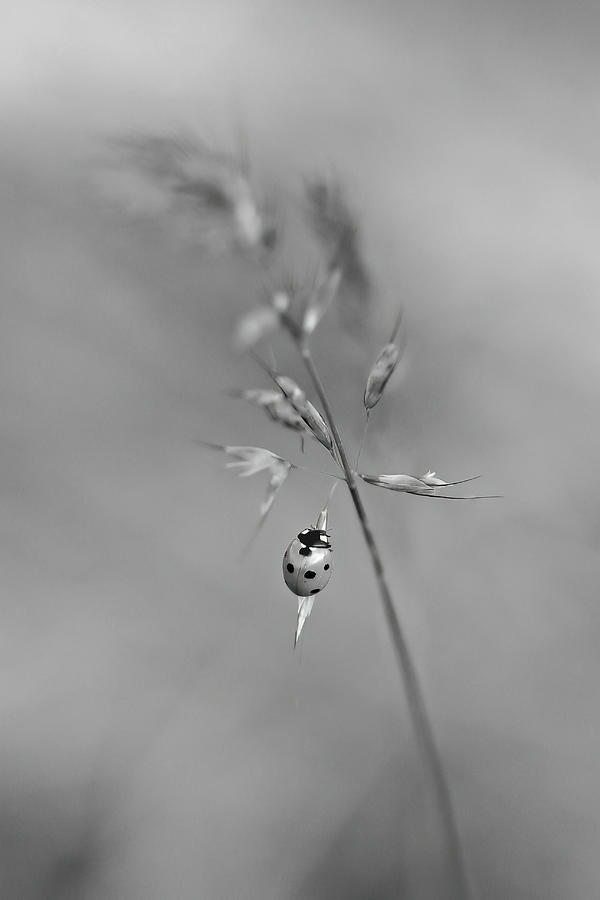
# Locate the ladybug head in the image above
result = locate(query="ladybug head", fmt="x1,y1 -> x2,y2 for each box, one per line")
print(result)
297,528 -> 332,549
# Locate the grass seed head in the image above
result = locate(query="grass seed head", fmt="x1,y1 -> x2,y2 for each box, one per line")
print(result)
233,291 -> 291,352
364,342 -> 401,410
250,353 -> 335,459
229,388 -> 308,449
274,375 -> 335,456
363,308 -> 404,410
221,445 -> 290,478
198,442 -> 291,477
359,470 -> 498,499
102,133 -> 276,256
197,442 -> 294,530
233,306 -> 281,351
230,388 -> 304,429
304,177 -> 371,334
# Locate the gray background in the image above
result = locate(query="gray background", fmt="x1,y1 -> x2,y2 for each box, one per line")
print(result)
2,1 -> 600,897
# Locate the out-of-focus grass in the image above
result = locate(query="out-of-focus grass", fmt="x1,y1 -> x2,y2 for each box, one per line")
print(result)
2,2 -> 600,898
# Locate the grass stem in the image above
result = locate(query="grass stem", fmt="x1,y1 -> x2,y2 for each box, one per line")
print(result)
299,342 -> 475,900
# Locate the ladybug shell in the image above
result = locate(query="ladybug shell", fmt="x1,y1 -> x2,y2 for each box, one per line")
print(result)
282,537 -> 333,597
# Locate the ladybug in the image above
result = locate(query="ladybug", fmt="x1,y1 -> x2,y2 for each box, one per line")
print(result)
282,528 -> 333,597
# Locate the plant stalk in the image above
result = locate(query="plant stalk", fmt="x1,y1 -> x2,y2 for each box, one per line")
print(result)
299,342 -> 475,900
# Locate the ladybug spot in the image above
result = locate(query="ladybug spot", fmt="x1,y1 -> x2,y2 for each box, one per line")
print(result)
299,547 -> 312,556
304,570 -> 316,579
286,563 -> 294,573
324,564 -> 330,570
310,588 -> 320,594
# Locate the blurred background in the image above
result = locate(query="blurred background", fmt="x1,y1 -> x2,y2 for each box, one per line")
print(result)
3,1 -> 600,897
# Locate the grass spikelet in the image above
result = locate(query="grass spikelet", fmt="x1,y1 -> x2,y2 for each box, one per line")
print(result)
260,458 -> 293,518
196,442 -> 293,525
101,133 -> 277,256
295,595 -> 315,647
228,388 -> 308,450
275,378 -> 335,458
302,266 -> 342,336
233,305 -> 282,351
249,352 -> 337,460
363,308 -> 404,410
315,481 -> 338,530
359,470 -> 499,499
197,442 -> 288,476
304,177 -> 371,332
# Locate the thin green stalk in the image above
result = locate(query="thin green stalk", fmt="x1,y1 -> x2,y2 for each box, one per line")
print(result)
299,342 -> 475,900
355,409 -> 370,470
294,463 -> 345,480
